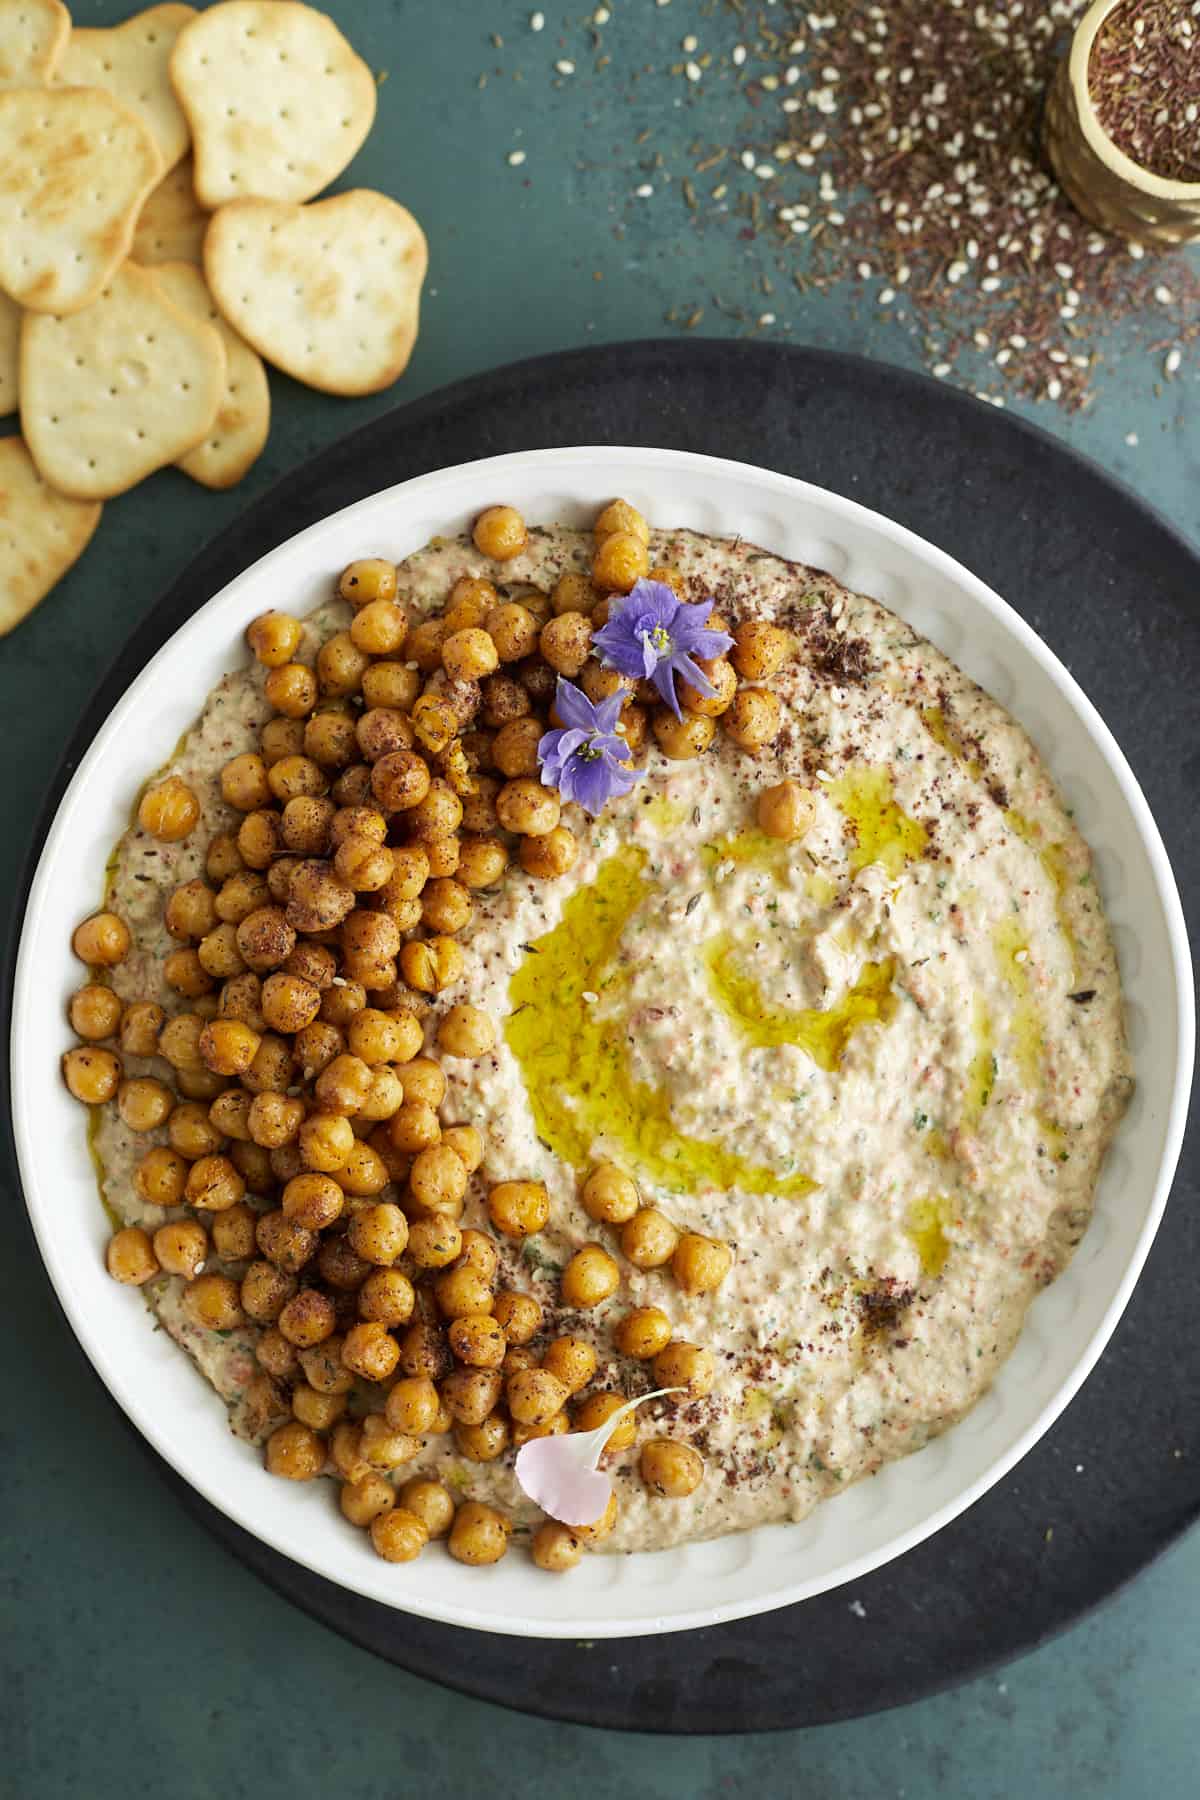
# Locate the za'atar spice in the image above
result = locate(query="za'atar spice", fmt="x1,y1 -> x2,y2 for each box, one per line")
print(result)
1089,0 -> 1200,182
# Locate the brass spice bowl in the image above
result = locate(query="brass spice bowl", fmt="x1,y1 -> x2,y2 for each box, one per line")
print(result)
1043,0 -> 1200,248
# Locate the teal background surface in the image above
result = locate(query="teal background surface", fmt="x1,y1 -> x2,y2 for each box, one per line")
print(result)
3,3 -> 1196,1794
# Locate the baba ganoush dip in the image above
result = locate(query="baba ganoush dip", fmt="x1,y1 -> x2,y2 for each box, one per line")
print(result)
93,524 -> 1132,1555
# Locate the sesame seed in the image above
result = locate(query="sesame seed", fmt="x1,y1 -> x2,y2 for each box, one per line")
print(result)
682,35 -> 698,53
507,150 -> 526,167
530,9 -> 544,28
635,183 -> 654,198
732,45 -> 747,67
1165,348 -> 1182,375
685,60 -> 702,81
555,59 -> 575,75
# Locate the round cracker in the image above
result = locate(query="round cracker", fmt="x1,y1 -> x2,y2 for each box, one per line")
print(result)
204,191 -> 427,398
55,4 -> 196,175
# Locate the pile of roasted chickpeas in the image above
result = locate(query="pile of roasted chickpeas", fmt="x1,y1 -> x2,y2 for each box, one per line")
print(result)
63,498 -> 812,1572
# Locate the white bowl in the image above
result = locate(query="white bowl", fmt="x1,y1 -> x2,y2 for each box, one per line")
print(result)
11,447 -> 1193,1639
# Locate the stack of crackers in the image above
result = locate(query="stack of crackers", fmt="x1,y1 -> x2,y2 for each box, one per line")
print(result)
0,0 -> 427,635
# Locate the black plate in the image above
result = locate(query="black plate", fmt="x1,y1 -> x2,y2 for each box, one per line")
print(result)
6,344 -> 1198,1734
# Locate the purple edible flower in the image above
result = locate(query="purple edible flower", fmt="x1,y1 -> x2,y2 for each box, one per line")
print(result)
537,678 -> 643,816
592,577 -> 734,718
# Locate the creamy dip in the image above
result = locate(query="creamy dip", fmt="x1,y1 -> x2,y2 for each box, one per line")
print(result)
95,525 -> 1132,1552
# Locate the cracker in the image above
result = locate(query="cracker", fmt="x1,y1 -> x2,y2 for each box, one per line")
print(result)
169,0 -> 377,207
0,435 -> 101,636
133,156 -> 209,265
0,88 -> 163,314
0,0 -> 69,90
56,4 -> 195,174
153,260 -> 270,489
20,260 -> 225,500
204,191 -> 427,397
0,292 -> 19,416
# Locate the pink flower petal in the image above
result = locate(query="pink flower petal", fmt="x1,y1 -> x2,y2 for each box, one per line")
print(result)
514,1439 -> 614,1527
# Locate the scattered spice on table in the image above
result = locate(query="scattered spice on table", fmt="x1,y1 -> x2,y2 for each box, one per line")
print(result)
1089,0 -> 1200,183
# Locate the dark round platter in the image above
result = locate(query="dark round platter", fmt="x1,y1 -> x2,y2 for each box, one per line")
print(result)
7,343 -> 1198,1733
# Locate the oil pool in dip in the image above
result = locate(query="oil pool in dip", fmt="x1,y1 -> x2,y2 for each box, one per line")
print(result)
93,525 -> 1132,1555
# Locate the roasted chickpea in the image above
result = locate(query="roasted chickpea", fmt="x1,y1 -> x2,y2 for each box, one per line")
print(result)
362,660 -> 420,712
198,1018 -> 261,1078
359,1065 -> 405,1122
486,1179 -> 549,1240
176,1065 -> 226,1100
105,1226 -> 158,1285
561,1243 -> 620,1310
437,1003 -> 496,1060
344,1007 -> 418,1066
330,834 -> 392,896
460,774 -> 501,835
579,1164 -> 638,1226
489,716 -> 541,780
255,1210 -> 317,1275
183,1271 -> 245,1332
303,707 -> 359,769
403,619 -> 446,676
550,570 -> 595,614
152,1218 -> 209,1280
473,504 -> 527,560
510,1411 -> 570,1448
397,935 -> 463,997
503,1344 -> 539,1377
184,1153 -> 245,1213
615,702 -> 647,755
757,780 -> 816,842
261,715 -> 306,765
263,662 -> 318,718
438,625 -> 497,683
347,1200 -> 409,1266
215,871 -> 270,927
541,1335 -> 597,1395
133,1145 -> 187,1208
156,1014 -> 205,1074
293,1020 -> 345,1081
452,838 -> 506,897
578,661 -> 632,707
655,1341 -> 716,1398
366,1505 -> 427,1561
724,686 -> 782,753
573,1491 -> 619,1543
244,1092 -> 302,1152
265,1420 -> 325,1481
531,1520 -> 583,1573
399,1057 -> 446,1109
592,530 -> 649,593
539,610 -> 592,676
444,1499 -> 508,1565
329,1421 -> 370,1483
163,946 -> 214,999
319,980 -> 368,1029
294,1339 -> 352,1400
119,1000 -> 165,1057
485,600 -> 539,664
575,1390 -> 638,1451
395,1477 -> 453,1539
62,1044 -> 122,1104
388,1099 -> 441,1154
72,911 -> 130,968
277,1287 -> 337,1348
276,795 -> 332,859
357,1266 -> 416,1326
163,879 -> 218,943
495,778 -> 560,837
246,609 -> 302,667
257,973 -> 319,1036
220,752 -> 271,813
338,557 -> 397,606
641,1437 -> 704,1498
347,593 -> 407,654
210,1200 -> 257,1262
435,1264 -> 495,1322
338,1469 -> 396,1529
407,1144 -> 468,1218
454,1412 -> 509,1462
313,631 -> 368,700
206,842 -> 245,893
493,1289 -> 541,1344
406,1217 -> 463,1271
316,1234 -> 370,1292
522,826 -> 581,880
359,1412 -> 421,1471
67,983 -> 123,1042
138,775 -> 199,841
396,1319 -> 453,1383
340,1320 -> 400,1384
194,924 -> 243,983
433,1129 -> 479,1179
313,1052 -> 372,1116
594,498 -> 650,543
242,1033 -> 295,1096
256,1327 -> 300,1380
732,619 -> 790,680
281,1170 -> 344,1230
681,657 -> 738,717
405,780 -> 463,843
621,1208 -> 679,1270
611,1306 -> 672,1362
116,1076 -> 173,1133
478,674 -> 527,732
672,1233 -> 734,1295
653,710 -> 716,760
448,1313 -> 507,1368
440,1370 -> 502,1429
506,1367 -> 569,1427
367,748 -> 428,815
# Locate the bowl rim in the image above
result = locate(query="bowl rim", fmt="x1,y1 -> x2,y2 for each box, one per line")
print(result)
10,444 -> 1195,1638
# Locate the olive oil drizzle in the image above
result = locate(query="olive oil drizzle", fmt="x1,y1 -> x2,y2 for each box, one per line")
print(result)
826,766 -> 928,877
505,848 -> 816,1200
704,934 -> 898,1072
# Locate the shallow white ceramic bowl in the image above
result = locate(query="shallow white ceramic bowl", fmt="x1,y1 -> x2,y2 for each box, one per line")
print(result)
12,447 -> 1193,1638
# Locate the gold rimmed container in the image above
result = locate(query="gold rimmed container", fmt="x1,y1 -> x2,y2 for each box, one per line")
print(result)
1043,0 -> 1200,247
